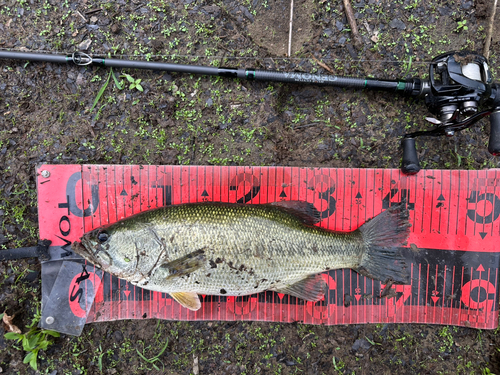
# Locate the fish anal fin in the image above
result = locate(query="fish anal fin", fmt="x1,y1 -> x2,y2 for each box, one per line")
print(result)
161,249 -> 206,280
170,292 -> 201,311
268,201 -> 321,225
274,274 -> 327,302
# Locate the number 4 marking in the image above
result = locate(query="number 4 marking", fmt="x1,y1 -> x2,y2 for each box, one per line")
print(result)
382,189 -> 414,210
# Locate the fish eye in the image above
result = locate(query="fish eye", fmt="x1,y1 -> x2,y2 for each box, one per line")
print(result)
97,231 -> 109,243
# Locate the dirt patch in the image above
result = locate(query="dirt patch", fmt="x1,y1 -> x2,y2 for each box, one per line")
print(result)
475,0 -> 490,18
248,0 -> 316,56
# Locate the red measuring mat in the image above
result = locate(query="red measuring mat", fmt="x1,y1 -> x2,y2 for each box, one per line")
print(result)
37,165 -> 500,329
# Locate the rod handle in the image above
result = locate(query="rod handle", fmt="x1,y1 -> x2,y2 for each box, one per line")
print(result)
401,138 -> 421,175
488,110 -> 500,156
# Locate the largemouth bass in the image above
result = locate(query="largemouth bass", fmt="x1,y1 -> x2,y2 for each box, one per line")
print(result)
72,202 -> 410,311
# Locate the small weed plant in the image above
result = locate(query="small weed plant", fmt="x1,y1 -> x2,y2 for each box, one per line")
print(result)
2,310 -> 60,370
121,73 -> 144,92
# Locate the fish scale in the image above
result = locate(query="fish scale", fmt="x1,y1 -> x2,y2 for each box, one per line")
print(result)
73,202 -> 409,311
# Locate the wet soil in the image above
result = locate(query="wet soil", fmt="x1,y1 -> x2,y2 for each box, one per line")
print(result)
0,0 -> 499,374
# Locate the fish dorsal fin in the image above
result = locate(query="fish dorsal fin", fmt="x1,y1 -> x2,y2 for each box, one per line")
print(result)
170,292 -> 201,311
268,201 -> 321,225
274,274 -> 327,302
160,249 -> 206,280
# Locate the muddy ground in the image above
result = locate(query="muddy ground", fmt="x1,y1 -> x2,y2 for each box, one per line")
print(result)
0,0 -> 499,374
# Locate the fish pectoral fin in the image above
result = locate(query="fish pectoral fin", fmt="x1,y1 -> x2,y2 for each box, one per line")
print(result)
275,274 -> 327,302
160,249 -> 206,280
170,292 -> 201,311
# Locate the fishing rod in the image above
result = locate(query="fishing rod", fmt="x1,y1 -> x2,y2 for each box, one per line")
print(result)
1,50 -> 499,174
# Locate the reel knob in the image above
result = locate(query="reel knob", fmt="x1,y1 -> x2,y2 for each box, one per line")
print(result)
401,138 -> 421,175
488,110 -> 500,156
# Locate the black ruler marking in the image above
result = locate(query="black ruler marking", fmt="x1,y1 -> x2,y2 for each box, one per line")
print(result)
491,170 -> 497,237
155,166 -> 159,208
474,172 -> 482,233
92,167 -> 98,228
443,265 -> 448,315
410,263 -> 415,322
94,165 -> 102,226
472,170 -> 477,236
296,167 -> 300,213
362,169 -> 375,226
130,166 -> 133,216
476,169 -> 481,237
113,167 -> 118,228
439,170 -> 443,234
381,170 -> 386,214
438,170 -> 442,234
265,167 -> 270,204
228,166 -> 232,204
146,166 -> 150,210
464,171 -> 470,236
357,169 -> 361,226
217,165 -> 220,205
105,167 -> 110,227
456,172 -> 461,236
165,165 -> 170,206
349,169 -> 353,230
417,264 -> 421,320
341,268 -> 345,324
80,166 -> 86,233
258,166 -> 262,204
371,170 -> 376,230
210,165 -> 213,204
459,266 -> 464,320
281,166 -> 286,201
433,264 -> 438,322
107,167 -> 113,319
245,166 -> 249,203
449,265 -> 455,322
486,268 -> 492,323
447,170 -> 451,235
495,269 -> 499,319
421,170 -> 426,233
138,166 -> 142,214
194,166 -> 197,203
181,167 -> 191,203
429,170 -> 434,235
305,168 -> 310,220
491,170 -> 500,236
325,168 -> 330,230
121,166 -> 125,219
490,170 -> 494,237
254,165 -> 258,203
274,166 -> 278,202
342,168 -> 346,231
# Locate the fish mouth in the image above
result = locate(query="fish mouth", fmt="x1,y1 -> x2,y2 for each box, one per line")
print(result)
72,234 -> 98,264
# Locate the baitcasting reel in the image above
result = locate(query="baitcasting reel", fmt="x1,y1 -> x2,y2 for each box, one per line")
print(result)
401,51 -> 500,174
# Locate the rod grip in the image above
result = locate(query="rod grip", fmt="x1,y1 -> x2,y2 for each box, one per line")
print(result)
401,138 -> 421,175
488,110 -> 500,156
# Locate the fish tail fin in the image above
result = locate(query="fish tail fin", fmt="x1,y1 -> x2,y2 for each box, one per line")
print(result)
356,203 -> 411,284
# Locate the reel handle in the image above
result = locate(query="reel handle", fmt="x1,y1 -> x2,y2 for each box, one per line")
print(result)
488,110 -> 500,156
401,138 -> 421,175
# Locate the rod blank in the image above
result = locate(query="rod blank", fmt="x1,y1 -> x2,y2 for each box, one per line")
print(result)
0,50 -> 411,94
